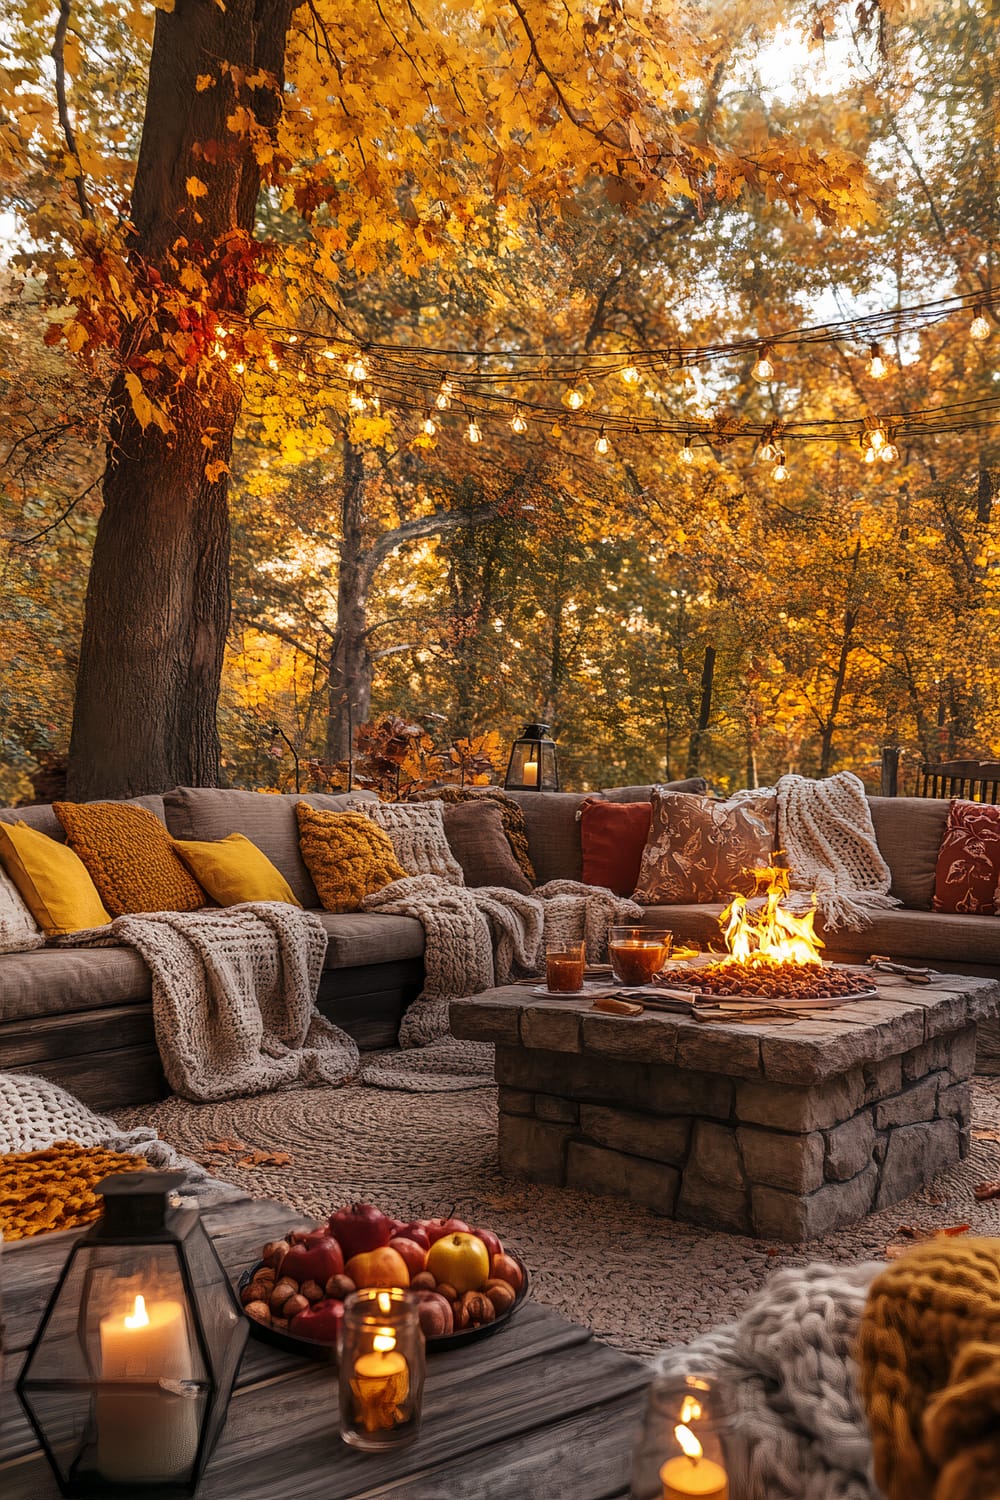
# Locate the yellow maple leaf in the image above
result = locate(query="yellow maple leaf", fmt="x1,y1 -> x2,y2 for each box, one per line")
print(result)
185,176 -> 208,199
195,74 -> 216,92
205,459 -> 230,483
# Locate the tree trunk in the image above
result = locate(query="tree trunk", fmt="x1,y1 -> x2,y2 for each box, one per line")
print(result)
685,645 -> 716,775
67,0 -> 292,799
818,539 -> 861,776
327,439 -> 374,762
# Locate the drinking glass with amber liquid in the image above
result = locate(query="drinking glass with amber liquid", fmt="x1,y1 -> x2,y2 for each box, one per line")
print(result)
545,939 -> 586,993
608,926 -> 672,986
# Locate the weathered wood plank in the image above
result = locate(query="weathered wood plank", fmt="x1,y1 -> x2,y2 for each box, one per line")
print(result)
16,1044 -> 169,1111
0,1005 -> 153,1066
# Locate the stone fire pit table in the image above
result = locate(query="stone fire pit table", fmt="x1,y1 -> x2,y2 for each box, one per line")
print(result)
450,972 -> 1000,1243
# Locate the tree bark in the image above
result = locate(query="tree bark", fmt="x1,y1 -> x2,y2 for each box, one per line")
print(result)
685,644 -> 716,775
327,439 -> 373,762
818,539 -> 861,775
67,0 -> 292,798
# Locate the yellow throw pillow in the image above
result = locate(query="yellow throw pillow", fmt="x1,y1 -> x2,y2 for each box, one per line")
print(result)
173,832 -> 301,907
54,801 -> 205,916
0,821 -> 111,937
296,805 -> 407,912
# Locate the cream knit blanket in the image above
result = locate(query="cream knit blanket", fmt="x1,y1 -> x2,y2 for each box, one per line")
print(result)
360,876 -> 640,1091
774,772 -> 900,931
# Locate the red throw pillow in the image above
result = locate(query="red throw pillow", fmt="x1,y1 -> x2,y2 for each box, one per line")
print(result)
932,799 -> 1000,915
580,798 -> 651,896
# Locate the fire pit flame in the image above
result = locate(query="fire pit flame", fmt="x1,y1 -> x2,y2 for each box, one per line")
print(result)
719,865 -> 824,968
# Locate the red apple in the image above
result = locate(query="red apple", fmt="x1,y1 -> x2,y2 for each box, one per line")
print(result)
426,1216 -> 470,1244
397,1221 -> 431,1251
328,1202 -> 394,1260
413,1289 -> 454,1338
278,1233 -> 344,1287
388,1236 -> 427,1277
289,1296 -> 345,1344
387,1218 -> 405,1237
470,1226 -> 503,1260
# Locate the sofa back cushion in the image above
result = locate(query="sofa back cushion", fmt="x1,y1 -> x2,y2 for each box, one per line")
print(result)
580,798 -> 651,895
0,794 -> 166,845
867,796 -> 950,910
162,787 -> 375,907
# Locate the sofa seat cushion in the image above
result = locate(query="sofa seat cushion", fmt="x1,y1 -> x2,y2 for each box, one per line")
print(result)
315,912 -> 425,969
818,908 -> 1000,967
163,788 -> 375,908
0,946 -> 152,1022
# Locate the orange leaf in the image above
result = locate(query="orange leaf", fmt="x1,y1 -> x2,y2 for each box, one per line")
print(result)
236,1149 -> 292,1168
203,1137 -> 248,1154
973,1181 -> 1000,1201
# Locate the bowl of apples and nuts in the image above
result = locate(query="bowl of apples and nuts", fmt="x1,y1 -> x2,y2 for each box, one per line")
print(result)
237,1201 -> 528,1358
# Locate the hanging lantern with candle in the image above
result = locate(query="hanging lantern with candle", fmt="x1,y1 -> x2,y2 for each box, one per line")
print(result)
17,1171 -> 248,1498
504,722 -> 560,792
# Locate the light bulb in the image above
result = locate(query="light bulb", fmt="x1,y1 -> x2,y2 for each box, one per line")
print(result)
510,407 -> 528,434
752,346 -> 774,382
758,437 -> 778,463
322,348 -> 337,361
679,438 -> 694,464
563,386 -> 585,410
970,308 -> 990,342
214,324 -> 227,340
621,363 -> 640,386
881,441 -> 899,463
435,378 -> 453,410
466,417 -> 482,444
267,355 -> 279,372
349,390 -> 366,412
233,361 -> 246,375
287,334 -> 298,344
867,343 -> 887,379
863,446 -> 877,465
772,451 -> 788,482
594,428 -> 610,456
869,425 -> 886,452
421,411 -> 437,437
349,355 -> 368,383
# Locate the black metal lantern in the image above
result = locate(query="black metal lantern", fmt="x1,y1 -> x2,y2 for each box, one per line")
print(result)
17,1171 -> 248,1498
504,722 -> 559,791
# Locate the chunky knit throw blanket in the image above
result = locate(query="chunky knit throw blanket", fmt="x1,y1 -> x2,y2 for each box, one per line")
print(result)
108,904 -> 360,1102
858,1237 -> 1000,1500
360,876 -> 640,1091
774,771 -> 899,931
0,1070 -> 242,1205
656,1260 -> 881,1500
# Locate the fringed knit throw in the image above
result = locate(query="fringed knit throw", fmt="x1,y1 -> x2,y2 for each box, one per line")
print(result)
775,771 -> 899,931
360,876 -> 640,1091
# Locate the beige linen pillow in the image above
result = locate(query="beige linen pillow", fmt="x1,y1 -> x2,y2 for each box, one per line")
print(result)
362,800 -> 464,885
633,788 -> 777,904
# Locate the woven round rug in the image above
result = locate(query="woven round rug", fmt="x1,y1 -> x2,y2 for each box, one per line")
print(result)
114,1075 -> 1000,1359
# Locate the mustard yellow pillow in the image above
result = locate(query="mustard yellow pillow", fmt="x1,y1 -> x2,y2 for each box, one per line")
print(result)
296,805 -> 407,912
0,821 -> 111,936
173,833 -> 300,907
54,802 -> 204,916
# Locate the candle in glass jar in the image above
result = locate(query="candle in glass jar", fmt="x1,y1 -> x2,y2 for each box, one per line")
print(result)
97,1293 -> 199,1482
659,1425 -> 729,1499
351,1329 -> 411,1434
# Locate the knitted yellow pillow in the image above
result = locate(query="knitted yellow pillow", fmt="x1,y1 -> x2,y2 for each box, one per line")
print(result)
54,801 -> 205,916
296,805 -> 407,912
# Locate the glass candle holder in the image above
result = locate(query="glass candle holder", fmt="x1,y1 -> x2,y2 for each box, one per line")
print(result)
630,1371 -> 734,1500
545,938 -> 586,993
339,1288 -> 425,1452
609,926 -> 673,986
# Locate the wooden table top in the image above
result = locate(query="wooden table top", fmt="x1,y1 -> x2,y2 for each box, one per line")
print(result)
2,1195 -> 650,1499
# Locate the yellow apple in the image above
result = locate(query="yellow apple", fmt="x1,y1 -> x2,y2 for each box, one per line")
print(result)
426,1232 -> 491,1294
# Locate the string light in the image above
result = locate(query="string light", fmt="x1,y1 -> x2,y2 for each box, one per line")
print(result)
869,423 -> 887,452
867,342 -> 888,379
233,361 -> 246,375
348,354 -> 369,383
621,363 -> 640,386
348,390 -> 366,412
863,444 -> 877,465
594,427 -> 610,456
510,407 -> 528,434
563,386 -> 586,410
321,348 -> 337,361
772,450 -> 788,482
679,436 -> 694,464
421,411 -> 436,436
758,431 -> 778,463
435,378 -> 453,410
466,416 -> 482,444
970,307 -> 991,341
752,345 -> 775,382
881,436 -> 899,463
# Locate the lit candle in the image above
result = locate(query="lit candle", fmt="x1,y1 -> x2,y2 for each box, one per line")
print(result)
659,1425 -> 729,1500
96,1293 -> 199,1483
351,1327 -> 411,1434
521,760 -> 539,786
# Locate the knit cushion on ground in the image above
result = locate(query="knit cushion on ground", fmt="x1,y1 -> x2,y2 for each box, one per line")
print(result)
579,797 -> 651,895
633,788 -> 777,904
173,832 -> 301,906
296,805 -> 408,912
411,786 -> 535,885
932,799 -> 1000,915
362,799 -> 464,885
54,800 -> 204,915
0,820 -> 111,936
0,864 -> 44,953
441,800 -> 533,893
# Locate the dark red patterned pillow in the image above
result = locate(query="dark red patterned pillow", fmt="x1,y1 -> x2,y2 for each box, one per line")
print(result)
932,800 -> 1000,915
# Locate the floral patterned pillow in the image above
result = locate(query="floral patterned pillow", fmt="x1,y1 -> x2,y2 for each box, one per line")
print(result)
632,788 -> 777,904
932,799 -> 1000,915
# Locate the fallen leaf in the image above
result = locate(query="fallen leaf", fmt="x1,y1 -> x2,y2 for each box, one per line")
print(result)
886,1223 -> 971,1257
203,1138 -> 248,1154
972,1127 -> 1000,1142
973,1181 -> 1000,1202
236,1149 -> 292,1168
